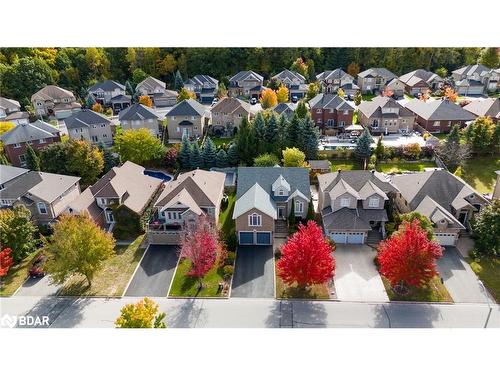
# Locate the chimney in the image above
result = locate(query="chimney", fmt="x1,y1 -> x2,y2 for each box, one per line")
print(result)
337,169 -> 341,173
371,170 -> 375,174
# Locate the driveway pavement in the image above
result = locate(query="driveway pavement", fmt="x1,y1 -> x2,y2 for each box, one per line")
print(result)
334,244 -> 389,302
436,247 -> 490,303
15,276 -> 60,297
124,245 -> 179,297
231,246 -> 275,298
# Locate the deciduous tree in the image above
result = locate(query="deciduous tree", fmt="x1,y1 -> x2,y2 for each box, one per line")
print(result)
0,247 -> 14,279
337,88 -> 345,98
0,122 -> 15,136
282,147 -> 307,167
295,101 -> 308,119
0,205 -> 38,263
305,82 -> 320,102
479,47 -> 499,68
398,212 -> 434,241
435,67 -> 448,78
443,87 -> 458,102
114,128 -> 164,165
92,102 -> 104,113
176,87 -> 196,103
216,82 -> 228,99
290,57 -> 308,77
354,90 -> 362,106
347,62 -> 360,77
471,199 -> 500,256
253,153 -> 279,167
260,88 -> 278,109
163,147 -> 178,169
115,297 -> 166,328
276,85 -> 289,103
138,95 -> 153,108
437,124 -> 470,172
463,116 -> 496,155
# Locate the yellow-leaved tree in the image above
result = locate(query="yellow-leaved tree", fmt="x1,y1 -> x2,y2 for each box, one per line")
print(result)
260,88 -> 278,109
139,95 -> 153,108
115,297 -> 166,328
276,85 -> 289,103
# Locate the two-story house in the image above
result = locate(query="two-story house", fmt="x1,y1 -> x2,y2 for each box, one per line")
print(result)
65,109 -> 114,146
391,169 -> 489,246
31,85 -> 81,119
463,98 -> 500,123
67,161 -> 163,230
316,69 -> 359,96
0,97 -> 29,126
357,68 -> 398,94
228,70 -> 264,99
398,69 -> 444,95
0,121 -> 60,167
166,98 -> 210,141
0,165 -> 81,226
210,97 -> 253,136
308,93 -> 355,135
118,103 -> 161,137
136,76 -> 178,107
404,98 -> 475,133
184,75 -> 219,104
148,169 -> 226,245
88,80 -> 126,106
357,96 -> 416,134
272,102 -> 297,120
452,64 -> 496,95
233,167 -> 311,246
318,170 -> 398,244
272,69 -> 308,99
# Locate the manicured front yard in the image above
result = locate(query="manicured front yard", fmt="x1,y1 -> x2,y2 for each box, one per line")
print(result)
219,191 -> 236,238
467,256 -> 500,303
0,250 -> 42,297
330,159 -> 361,171
381,276 -> 453,303
275,264 -> 333,299
58,235 -> 146,297
168,259 -> 226,297
376,161 -> 436,174
456,156 -> 500,194
212,137 -> 234,149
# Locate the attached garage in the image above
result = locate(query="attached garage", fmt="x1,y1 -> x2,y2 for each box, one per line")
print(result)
239,232 -> 254,245
329,231 -> 365,244
238,231 -> 272,246
435,233 -> 458,246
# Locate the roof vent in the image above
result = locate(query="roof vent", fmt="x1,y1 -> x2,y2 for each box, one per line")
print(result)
371,170 -> 375,174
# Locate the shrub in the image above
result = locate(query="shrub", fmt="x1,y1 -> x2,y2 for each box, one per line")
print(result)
274,248 -> 282,260
225,252 -> 236,266
224,232 -> 238,252
223,265 -> 234,279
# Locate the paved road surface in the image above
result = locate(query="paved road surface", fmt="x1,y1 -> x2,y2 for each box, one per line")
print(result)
231,246 -> 275,298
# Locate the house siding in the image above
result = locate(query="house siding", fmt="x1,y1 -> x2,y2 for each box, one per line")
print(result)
4,136 -> 60,167
235,208 -> 275,234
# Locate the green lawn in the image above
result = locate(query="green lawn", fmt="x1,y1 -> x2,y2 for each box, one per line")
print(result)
376,161 -> 437,174
467,256 -> 500,303
211,137 -> 234,149
0,250 -> 42,297
58,235 -> 145,297
276,267 -> 332,300
219,191 -> 236,238
382,276 -> 453,302
455,156 -> 500,194
330,159 -> 361,171
361,93 -> 376,101
168,259 -> 225,297
433,133 -> 448,141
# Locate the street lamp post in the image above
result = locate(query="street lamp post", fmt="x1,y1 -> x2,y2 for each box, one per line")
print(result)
478,280 -> 492,329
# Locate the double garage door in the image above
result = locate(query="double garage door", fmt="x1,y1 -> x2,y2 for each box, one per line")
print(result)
435,233 -> 457,246
239,231 -> 272,246
329,232 -> 365,244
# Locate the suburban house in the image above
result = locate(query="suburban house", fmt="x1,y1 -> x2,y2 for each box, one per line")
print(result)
136,76 -> 178,107
65,109 -> 114,146
228,70 -> 264,99
391,169 -> 489,246
67,161 -> 163,231
88,80 -> 126,106
184,75 -> 219,104
309,93 -> 355,135
316,69 -> 358,95
308,160 -> 331,174
109,94 -> 132,114
272,102 -> 297,120
118,103 -> 161,137
272,69 -> 308,99
166,98 -> 210,141
0,165 -> 81,226
0,97 -> 29,125
0,165 -> 29,193
233,167 -> 311,246
357,96 -> 415,134
386,78 -> 406,99
210,97 -> 252,136
452,64 -> 498,94
31,85 -> 81,119
318,170 -> 397,244
404,98 -> 476,133
398,69 -> 444,94
0,121 -> 60,167
148,169 -> 226,245
357,68 -> 397,94
463,98 -> 500,123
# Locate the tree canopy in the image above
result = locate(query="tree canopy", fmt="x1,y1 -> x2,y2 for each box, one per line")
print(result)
114,128 -> 164,165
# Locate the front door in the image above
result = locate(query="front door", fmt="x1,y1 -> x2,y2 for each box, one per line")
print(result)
458,211 -> 468,224
182,128 -> 189,138
277,207 -> 285,219
105,209 -> 114,223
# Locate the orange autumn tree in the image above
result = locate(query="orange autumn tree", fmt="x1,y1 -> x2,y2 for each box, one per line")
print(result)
260,88 -> 278,109
276,84 -> 289,103
381,87 -> 393,97
92,102 -> 104,113
444,87 -> 458,102
139,95 -> 153,107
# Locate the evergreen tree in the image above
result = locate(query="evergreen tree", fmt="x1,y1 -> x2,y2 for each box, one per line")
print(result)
178,137 -> 192,169
354,129 -> 373,168
286,113 -> 302,148
300,117 -> 320,160
86,94 -> 97,108
125,80 -> 135,96
26,145 -> 40,171
276,114 -> 289,155
235,117 -> 256,165
492,123 -> 500,155
295,101 -> 308,119
215,149 -> 228,168
227,143 -> 239,166
288,199 -> 296,228
253,112 -> 266,153
99,144 -> 118,173
264,112 -> 279,153
375,136 -> 385,160
191,142 -> 203,169
202,137 -> 217,169
174,70 -> 184,91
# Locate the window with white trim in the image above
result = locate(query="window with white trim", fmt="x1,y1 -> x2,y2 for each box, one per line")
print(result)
13,143 -> 21,148
295,201 -> 304,213
99,198 -> 106,205
248,213 -> 261,227
37,202 -> 48,214
19,154 -> 27,166
368,197 -> 380,208
433,121 -> 440,127
340,198 -> 351,207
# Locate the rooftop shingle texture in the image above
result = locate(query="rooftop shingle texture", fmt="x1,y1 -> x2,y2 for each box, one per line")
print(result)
229,70 -> 264,83
0,165 -> 29,185
318,170 -> 397,196
168,98 -> 207,117
185,75 -> 218,87
64,109 -> 112,129
118,103 -> 159,121
67,187 -> 104,221
358,68 -> 397,80
452,64 -> 491,77
404,99 -> 476,121
0,97 -> 21,110
272,69 -> 306,83
211,97 -> 251,114
357,96 -> 414,118
316,69 -> 353,82
308,160 -> 331,170
272,102 -> 297,117
463,98 -> 500,119
232,182 -> 277,219
414,195 -> 465,230
399,69 -> 443,86
308,94 -> 354,111
31,85 -> 76,102
0,121 -> 59,145
88,80 -> 125,92
136,76 -> 166,91
321,207 -> 372,231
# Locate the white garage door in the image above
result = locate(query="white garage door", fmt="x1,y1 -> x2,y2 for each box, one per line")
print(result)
435,233 -> 457,246
330,232 -> 347,244
468,86 -> 484,95
347,232 -> 364,244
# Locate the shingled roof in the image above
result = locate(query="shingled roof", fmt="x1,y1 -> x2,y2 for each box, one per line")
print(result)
118,103 -> 159,121
88,80 -> 125,92
463,98 -> 500,120
31,85 -> 76,102
358,68 -> 397,80
0,121 -> 59,145
404,98 -> 476,121
309,94 -> 354,111
64,109 -> 112,130
357,96 -> 414,119
168,98 -> 207,117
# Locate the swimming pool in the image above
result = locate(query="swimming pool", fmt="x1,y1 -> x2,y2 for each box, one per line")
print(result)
144,170 -> 173,182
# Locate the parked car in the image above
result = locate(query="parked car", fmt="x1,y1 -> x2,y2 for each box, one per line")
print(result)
250,98 -> 257,105
291,95 -> 298,103
29,254 -> 48,278
211,98 -> 219,106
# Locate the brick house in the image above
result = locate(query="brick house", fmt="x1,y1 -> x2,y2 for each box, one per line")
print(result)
210,97 -> 253,136
308,93 -> 355,135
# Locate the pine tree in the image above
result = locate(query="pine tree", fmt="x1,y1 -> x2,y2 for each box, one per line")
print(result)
253,112 -> 266,151
174,70 -> 184,91
354,129 -> 373,168
235,117 -> 256,165
86,94 -> 97,108
375,135 -> 384,160
295,101 -> 308,119
178,137 -> 192,169
227,143 -> 239,166
191,142 -> 203,169
215,149 -> 228,168
125,80 -> 135,96
202,137 -> 217,169
300,117 -> 320,159
99,144 -> 118,173
286,113 -> 302,148
26,145 -> 40,171
288,199 -> 296,228
264,112 -> 279,153
276,114 -> 289,155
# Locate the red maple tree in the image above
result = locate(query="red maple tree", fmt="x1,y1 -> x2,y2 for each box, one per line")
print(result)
179,215 -> 224,288
0,247 -> 14,278
377,220 -> 442,292
277,221 -> 335,289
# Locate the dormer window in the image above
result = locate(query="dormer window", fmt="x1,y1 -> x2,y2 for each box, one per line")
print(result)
341,198 -> 350,207
369,197 -> 380,208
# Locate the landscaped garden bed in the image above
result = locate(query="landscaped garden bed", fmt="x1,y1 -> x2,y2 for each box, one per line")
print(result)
381,276 -> 453,303
275,263 -> 334,299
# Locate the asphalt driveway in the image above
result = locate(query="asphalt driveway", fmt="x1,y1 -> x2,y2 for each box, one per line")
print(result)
334,244 -> 389,302
124,245 -> 179,297
231,246 -> 275,298
15,275 -> 60,297
436,247 -> 489,303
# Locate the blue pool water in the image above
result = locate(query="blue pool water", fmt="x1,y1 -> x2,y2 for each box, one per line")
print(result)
144,170 -> 173,182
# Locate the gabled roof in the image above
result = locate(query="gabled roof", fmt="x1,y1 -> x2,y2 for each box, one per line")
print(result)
168,98 -> 207,117
0,97 -> 21,110
272,102 -> 297,117
232,182 -> 277,219
358,68 -> 397,80
211,97 -> 251,115
109,94 -> 132,103
452,64 -> 491,77
404,99 -> 476,121
316,69 -> 353,82
309,93 -> 354,111
185,75 -> 218,87
357,96 -> 414,119
229,70 -> 264,83
328,179 -> 360,200
415,195 -> 465,230
64,109 -> 112,129
399,69 -> 443,86
463,98 -> 500,119
322,207 -> 372,231
136,76 -> 166,91
88,80 -> 125,92
160,188 -> 203,216
0,121 -> 59,145
272,174 -> 291,192
318,170 -> 397,196
118,103 -> 159,121
0,165 -> 29,185
31,85 -> 76,102
272,69 -> 306,83
358,180 -> 388,200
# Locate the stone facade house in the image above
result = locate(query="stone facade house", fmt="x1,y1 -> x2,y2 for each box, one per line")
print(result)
210,97 -> 252,136
31,85 -> 81,119
228,71 -> 264,99
357,68 -> 397,94
316,69 -> 358,95
88,80 -> 126,106
166,98 -> 210,141
357,96 -> 415,134
118,104 -> 160,137
308,93 -> 355,135
136,76 -> 178,107
184,75 -> 219,104
65,109 -> 114,146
